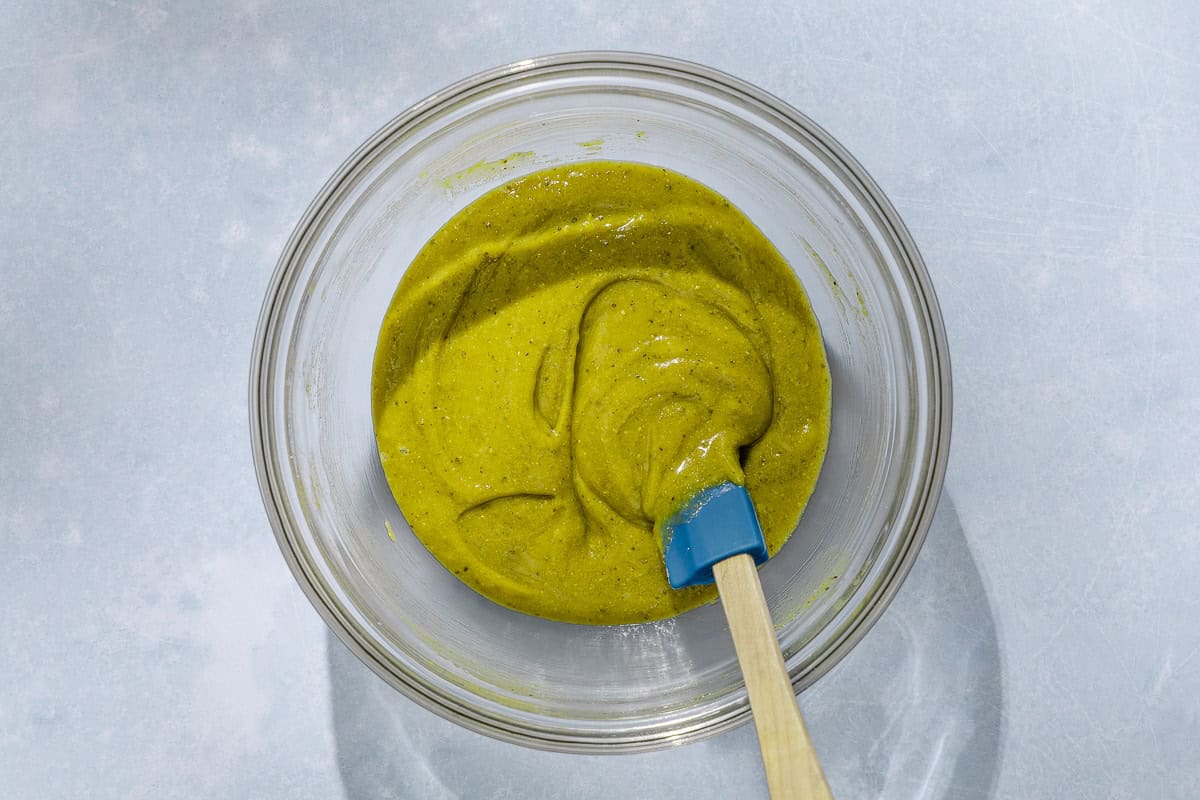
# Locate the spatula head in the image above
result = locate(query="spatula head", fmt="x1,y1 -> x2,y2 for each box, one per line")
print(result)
662,482 -> 768,588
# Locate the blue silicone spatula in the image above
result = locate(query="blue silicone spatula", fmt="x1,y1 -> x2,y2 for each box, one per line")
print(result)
664,483 -> 834,800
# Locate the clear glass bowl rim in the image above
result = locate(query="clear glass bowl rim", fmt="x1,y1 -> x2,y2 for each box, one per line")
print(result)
249,50 -> 953,753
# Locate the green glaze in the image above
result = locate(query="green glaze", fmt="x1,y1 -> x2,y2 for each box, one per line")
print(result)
373,161 -> 830,624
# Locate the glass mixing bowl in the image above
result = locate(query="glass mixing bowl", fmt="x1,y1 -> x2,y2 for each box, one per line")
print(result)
249,52 -> 951,753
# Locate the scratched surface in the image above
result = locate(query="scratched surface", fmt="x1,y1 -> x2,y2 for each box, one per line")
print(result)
2,2 -> 1199,798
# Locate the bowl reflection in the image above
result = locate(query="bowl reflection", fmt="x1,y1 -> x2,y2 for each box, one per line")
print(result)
327,494 -> 1001,799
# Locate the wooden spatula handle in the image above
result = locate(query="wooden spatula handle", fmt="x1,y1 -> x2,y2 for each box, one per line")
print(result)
712,553 -> 834,800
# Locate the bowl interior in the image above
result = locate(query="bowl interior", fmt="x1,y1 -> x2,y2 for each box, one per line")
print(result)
254,55 -> 947,751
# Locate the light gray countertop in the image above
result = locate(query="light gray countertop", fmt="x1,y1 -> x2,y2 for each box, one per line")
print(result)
3,2 -> 1198,798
